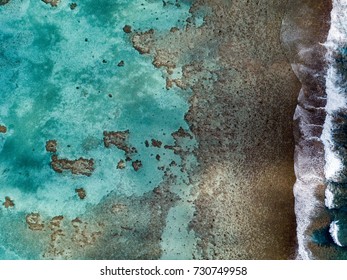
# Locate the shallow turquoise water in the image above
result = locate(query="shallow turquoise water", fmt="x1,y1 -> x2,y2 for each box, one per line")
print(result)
0,0 -> 197,259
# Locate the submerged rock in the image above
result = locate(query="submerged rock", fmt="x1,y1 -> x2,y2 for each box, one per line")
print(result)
26,213 -> 45,231
75,188 -> 86,200
70,2 -> 77,10
151,139 -> 162,148
45,140 -> 57,153
131,29 -> 155,54
117,159 -> 126,169
132,160 -> 142,171
0,125 -> 7,133
41,0 -> 60,7
103,130 -> 137,155
3,197 -> 14,208
51,155 -> 95,176
172,127 -> 193,139
123,25 -> 132,33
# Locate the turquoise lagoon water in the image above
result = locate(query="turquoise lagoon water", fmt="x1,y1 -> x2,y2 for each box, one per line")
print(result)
0,0 -> 197,259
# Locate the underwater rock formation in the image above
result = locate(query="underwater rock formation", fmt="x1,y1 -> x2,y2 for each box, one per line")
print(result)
41,0 -> 60,7
0,125 -> 7,133
50,155 -> 95,177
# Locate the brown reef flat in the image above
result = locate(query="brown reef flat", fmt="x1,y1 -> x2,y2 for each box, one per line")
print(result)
131,0 -> 306,259
187,0 -> 300,259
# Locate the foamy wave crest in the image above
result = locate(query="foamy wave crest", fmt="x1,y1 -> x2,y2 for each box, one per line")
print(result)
281,0 -> 331,259
322,0 -> 347,247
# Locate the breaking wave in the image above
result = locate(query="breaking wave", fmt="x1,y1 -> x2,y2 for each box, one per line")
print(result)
281,0 -> 332,259
322,0 -> 347,248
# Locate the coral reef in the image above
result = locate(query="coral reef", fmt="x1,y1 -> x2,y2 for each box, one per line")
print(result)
51,155 -> 95,177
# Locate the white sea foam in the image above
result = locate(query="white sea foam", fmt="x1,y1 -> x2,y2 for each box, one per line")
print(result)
321,116 -> 344,181
323,0 -> 347,189
320,0 -> 347,247
325,68 -> 347,113
288,0 -> 347,258
293,102 -> 324,259
330,220 -> 343,247
325,187 -> 335,208
294,180 -> 320,259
